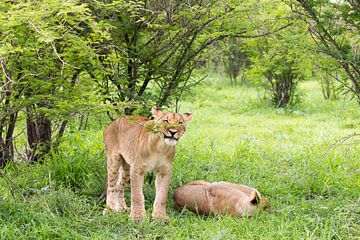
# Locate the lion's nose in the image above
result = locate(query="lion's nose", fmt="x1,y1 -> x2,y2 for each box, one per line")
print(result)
169,129 -> 177,136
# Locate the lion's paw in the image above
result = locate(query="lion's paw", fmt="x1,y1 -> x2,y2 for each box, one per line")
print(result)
130,211 -> 146,221
152,211 -> 169,223
103,206 -> 128,215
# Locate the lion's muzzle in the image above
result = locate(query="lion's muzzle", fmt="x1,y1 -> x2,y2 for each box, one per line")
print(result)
163,129 -> 180,146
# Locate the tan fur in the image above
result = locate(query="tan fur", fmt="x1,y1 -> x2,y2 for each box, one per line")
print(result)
103,106 -> 192,221
174,180 -> 263,217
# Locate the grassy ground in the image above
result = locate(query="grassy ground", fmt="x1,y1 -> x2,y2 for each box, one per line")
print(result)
1,79 -> 359,239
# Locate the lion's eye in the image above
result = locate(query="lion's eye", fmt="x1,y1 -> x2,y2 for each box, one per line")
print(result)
163,119 -> 169,124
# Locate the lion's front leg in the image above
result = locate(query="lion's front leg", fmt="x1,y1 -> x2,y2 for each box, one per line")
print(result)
152,166 -> 172,221
129,167 -> 146,221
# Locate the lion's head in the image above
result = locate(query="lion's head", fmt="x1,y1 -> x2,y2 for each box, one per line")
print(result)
151,106 -> 192,146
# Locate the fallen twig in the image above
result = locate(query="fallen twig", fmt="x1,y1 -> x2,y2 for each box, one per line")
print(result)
0,171 -> 16,200
322,132 -> 360,159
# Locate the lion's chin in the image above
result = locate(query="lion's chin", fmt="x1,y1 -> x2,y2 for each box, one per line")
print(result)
164,138 -> 177,146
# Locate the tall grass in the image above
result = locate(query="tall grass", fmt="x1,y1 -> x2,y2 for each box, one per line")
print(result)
0,80 -> 359,239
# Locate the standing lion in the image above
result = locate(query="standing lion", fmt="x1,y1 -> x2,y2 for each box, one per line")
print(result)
103,106 -> 192,221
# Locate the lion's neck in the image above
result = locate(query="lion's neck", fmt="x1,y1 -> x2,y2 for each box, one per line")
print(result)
147,132 -> 175,152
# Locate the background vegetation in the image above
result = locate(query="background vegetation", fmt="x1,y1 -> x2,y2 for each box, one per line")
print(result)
0,0 -> 359,239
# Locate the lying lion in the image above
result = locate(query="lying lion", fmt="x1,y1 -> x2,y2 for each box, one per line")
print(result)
174,180 -> 265,217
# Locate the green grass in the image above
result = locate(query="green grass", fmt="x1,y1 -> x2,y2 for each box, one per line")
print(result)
1,80 -> 360,239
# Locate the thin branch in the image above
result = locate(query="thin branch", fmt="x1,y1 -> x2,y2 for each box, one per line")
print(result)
232,22 -> 293,39
28,21 -> 80,75
0,58 -> 14,84
0,171 -> 23,200
322,133 -> 360,159
62,21 -> 83,37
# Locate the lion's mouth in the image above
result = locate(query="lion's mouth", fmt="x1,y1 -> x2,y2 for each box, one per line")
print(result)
164,135 -> 178,141
163,134 -> 178,146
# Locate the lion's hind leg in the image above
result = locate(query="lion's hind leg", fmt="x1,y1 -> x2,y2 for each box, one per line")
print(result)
105,153 -> 128,213
117,158 -> 130,211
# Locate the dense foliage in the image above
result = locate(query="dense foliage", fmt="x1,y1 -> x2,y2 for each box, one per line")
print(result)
0,0 -> 107,165
285,0 -> 360,101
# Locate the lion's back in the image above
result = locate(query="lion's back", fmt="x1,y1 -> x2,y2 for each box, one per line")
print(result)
104,116 -> 149,151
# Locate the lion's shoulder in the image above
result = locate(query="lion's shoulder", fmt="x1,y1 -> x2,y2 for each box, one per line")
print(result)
112,116 -> 150,129
124,115 -> 149,122
104,115 -> 150,139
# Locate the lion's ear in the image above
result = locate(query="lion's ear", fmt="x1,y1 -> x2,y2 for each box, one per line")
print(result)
151,106 -> 163,119
183,112 -> 192,123
249,191 -> 260,205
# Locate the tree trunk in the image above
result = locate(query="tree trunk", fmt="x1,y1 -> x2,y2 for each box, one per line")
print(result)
0,124 -> 6,168
5,112 -> 17,161
0,112 -> 17,168
26,109 -> 52,163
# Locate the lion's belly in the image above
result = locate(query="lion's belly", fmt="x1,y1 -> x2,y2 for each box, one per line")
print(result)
144,155 -> 168,172
119,141 -> 174,173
